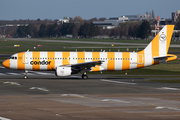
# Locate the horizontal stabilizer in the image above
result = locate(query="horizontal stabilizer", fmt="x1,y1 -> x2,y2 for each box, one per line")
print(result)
153,55 -> 176,61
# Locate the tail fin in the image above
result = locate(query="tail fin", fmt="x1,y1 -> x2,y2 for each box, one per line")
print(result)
144,25 -> 174,57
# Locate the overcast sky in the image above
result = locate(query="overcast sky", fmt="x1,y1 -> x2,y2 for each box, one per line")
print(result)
0,0 -> 180,20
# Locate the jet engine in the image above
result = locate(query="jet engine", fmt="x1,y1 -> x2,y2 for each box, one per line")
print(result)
55,66 -> 72,77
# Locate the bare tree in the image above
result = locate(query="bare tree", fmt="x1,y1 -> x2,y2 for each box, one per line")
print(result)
73,16 -> 84,25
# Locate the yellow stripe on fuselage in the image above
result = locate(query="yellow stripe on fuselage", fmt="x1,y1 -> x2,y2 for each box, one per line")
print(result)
92,52 -> 100,71
122,52 -> 130,70
62,52 -> 70,65
17,52 -> 25,70
47,52 -> 55,70
32,52 -> 40,70
107,52 -> 115,71
77,52 -> 85,63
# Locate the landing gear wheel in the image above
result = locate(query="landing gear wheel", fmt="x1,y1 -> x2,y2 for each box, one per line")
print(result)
82,74 -> 88,80
23,75 -> 28,79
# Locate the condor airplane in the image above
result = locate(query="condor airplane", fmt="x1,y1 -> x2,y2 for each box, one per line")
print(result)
2,25 -> 177,79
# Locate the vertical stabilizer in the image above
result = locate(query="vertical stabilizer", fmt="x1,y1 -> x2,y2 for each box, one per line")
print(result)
144,25 -> 174,57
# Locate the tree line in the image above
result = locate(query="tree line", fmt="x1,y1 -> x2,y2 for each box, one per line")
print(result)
1,15 -> 180,39
16,22 -> 100,38
16,20 -> 151,39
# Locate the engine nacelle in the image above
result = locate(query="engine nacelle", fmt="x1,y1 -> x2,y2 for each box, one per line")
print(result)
55,66 -> 72,77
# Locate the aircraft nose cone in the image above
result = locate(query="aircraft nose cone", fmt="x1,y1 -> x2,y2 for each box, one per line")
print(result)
2,59 -> 10,69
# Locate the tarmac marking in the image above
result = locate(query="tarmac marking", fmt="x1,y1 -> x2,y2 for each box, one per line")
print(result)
100,79 -> 137,85
0,116 -> 11,120
3,82 -> 20,85
101,99 -> 130,103
61,94 -> 84,98
70,76 -> 80,78
155,106 -> 180,111
157,87 -> 180,91
155,106 -> 164,109
29,87 -> 49,92
0,72 -> 54,76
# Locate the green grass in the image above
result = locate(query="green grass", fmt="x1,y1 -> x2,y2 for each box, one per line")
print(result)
0,39 -> 143,54
37,37 -> 151,43
168,47 -> 180,53
36,37 -> 180,44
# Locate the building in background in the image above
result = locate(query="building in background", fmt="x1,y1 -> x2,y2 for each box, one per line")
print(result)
124,14 -> 150,21
93,16 -> 128,29
172,10 -> 180,22
93,14 -> 150,29
56,17 -> 70,25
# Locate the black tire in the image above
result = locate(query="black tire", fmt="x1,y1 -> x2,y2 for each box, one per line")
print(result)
82,75 -> 88,80
23,75 -> 28,79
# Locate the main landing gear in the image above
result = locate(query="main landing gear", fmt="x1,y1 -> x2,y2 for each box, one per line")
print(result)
23,70 -> 28,79
82,72 -> 88,80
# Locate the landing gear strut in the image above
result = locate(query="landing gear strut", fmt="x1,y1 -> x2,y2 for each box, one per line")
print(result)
23,70 -> 28,79
82,72 -> 88,80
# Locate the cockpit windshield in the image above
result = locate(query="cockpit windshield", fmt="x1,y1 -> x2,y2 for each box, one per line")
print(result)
9,56 -> 17,60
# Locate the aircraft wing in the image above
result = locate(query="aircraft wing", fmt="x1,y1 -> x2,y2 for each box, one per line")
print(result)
61,61 -> 104,72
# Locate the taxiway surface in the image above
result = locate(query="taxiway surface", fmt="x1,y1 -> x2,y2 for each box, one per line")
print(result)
0,66 -> 180,120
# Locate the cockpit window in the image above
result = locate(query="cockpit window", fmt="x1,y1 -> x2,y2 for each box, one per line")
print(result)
9,56 -> 17,60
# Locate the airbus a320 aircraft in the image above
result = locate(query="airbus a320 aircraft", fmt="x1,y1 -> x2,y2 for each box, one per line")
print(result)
2,25 -> 177,79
